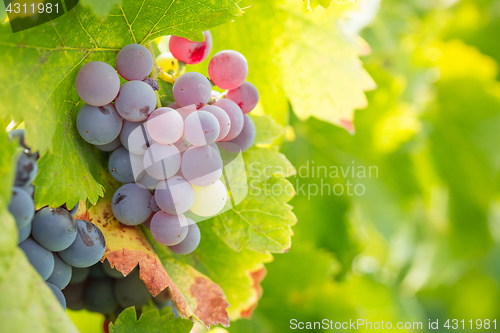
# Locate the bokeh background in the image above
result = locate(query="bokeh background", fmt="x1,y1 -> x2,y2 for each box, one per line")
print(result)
69,0 -> 500,331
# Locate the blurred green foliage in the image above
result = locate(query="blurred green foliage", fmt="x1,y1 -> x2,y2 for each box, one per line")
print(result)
228,0 -> 500,331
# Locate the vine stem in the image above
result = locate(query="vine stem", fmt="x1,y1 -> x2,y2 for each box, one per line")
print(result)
147,41 -> 162,109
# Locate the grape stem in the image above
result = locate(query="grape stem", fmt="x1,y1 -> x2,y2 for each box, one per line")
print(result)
147,42 -> 163,109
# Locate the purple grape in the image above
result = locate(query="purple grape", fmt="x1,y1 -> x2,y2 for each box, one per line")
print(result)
169,30 -> 213,65
69,267 -> 90,284
200,105 -> 231,141
111,184 -> 152,226
63,281 -> 86,310
108,147 -> 136,183
208,50 -> 248,90
8,187 -> 34,230
154,176 -> 195,215
226,81 -> 259,114
213,99 -> 244,141
47,282 -> 66,309
120,120 -> 155,155
114,269 -> 151,309
168,221 -> 200,255
47,253 -> 72,290
76,103 -> 123,145
150,211 -> 188,246
15,152 -> 38,187
149,195 -> 160,212
116,44 -> 153,81
143,143 -> 181,180
183,111 -> 220,146
84,278 -> 118,314
31,207 -> 78,252
17,221 -> 31,244
19,239 -> 55,280
58,220 -> 106,268
95,137 -> 122,152
219,114 -> 256,152
181,145 -> 222,187
172,72 -> 211,108
115,81 -> 157,122
76,61 -> 120,106
147,107 -> 183,145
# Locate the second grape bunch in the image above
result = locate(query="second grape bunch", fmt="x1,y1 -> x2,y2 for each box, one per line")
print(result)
75,31 -> 258,255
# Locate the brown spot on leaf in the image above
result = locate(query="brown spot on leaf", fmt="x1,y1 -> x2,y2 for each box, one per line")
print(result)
190,277 -> 230,327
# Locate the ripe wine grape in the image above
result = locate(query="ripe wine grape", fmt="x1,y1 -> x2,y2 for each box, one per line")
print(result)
213,98 -> 244,141
181,145 -> 223,187
31,207 -> 78,252
75,61 -> 120,106
172,72 -> 211,108
226,81 -> 259,114
115,44 -> 154,81
111,183 -> 152,225
183,111 -> 220,146
150,211 -> 189,246
8,187 -> 35,229
208,50 -> 248,90
147,107 -> 183,145
58,220 -> 106,268
115,80 -> 157,122
169,30 -> 213,65
19,239 -> 55,280
76,103 -> 123,145
154,176 -> 195,215
200,105 -> 231,141
168,221 -> 200,255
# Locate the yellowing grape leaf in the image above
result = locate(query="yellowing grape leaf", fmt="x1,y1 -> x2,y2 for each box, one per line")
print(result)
142,228 -> 231,328
0,0 -> 243,208
188,224 -> 272,320
75,199 -> 231,329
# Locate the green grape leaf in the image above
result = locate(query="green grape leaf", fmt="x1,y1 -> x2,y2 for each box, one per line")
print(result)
189,224 -> 273,320
276,4 -> 376,131
80,0 -> 122,18
213,147 -> 297,253
143,228 -> 232,329
109,308 -> 193,333
0,0 -> 243,208
0,123 -> 78,333
251,114 -> 284,145
190,0 -> 375,130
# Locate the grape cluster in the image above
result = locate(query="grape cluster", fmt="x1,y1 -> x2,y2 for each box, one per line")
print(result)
62,261 -> 176,318
7,130 -> 106,310
75,31 -> 259,255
